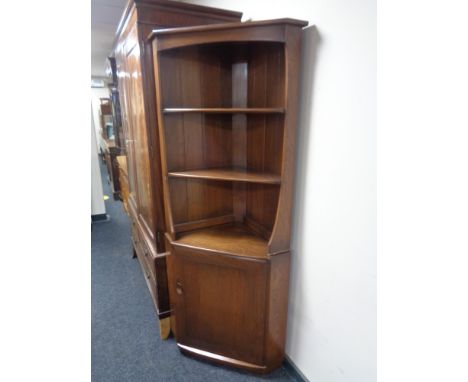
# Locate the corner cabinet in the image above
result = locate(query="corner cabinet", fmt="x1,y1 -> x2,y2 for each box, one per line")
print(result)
112,0 -> 242,339
150,19 -> 308,372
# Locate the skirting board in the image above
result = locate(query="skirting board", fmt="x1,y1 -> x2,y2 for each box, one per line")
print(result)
283,356 -> 309,382
91,214 -> 109,222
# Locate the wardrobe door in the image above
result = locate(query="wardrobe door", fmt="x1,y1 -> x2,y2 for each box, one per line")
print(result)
118,55 -> 138,206
172,246 -> 268,366
125,43 -> 154,234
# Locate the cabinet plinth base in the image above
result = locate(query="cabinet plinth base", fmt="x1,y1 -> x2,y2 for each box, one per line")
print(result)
178,343 -> 278,374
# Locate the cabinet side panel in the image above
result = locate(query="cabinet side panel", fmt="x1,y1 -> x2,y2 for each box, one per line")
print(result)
265,252 -> 290,369
268,27 -> 303,253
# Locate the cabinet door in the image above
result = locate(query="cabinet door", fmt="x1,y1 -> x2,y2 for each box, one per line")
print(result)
173,246 -> 268,365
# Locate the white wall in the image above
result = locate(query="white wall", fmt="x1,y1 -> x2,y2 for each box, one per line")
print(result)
91,106 -> 106,216
185,1 -> 376,381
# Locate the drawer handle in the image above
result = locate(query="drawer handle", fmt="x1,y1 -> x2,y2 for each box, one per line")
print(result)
176,280 -> 183,295
146,270 -> 150,280
144,249 -> 148,257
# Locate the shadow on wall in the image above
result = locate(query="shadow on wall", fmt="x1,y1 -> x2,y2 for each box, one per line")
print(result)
286,25 -> 322,354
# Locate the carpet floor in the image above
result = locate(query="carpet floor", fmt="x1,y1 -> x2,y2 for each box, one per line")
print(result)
92,161 -> 296,381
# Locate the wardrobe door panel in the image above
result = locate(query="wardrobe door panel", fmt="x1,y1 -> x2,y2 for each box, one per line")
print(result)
117,54 -> 138,205
126,44 -> 155,233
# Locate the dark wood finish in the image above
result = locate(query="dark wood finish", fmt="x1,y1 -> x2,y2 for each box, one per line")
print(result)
163,107 -> 285,114
151,19 -> 307,372
173,214 -> 234,233
168,168 -> 281,184
174,223 -> 268,259
172,246 -> 268,366
111,0 -> 242,339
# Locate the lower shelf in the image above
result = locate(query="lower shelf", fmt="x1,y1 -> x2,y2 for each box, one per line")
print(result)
173,223 -> 268,259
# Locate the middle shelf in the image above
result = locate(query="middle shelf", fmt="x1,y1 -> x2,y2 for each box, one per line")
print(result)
168,168 -> 281,184
163,107 -> 285,114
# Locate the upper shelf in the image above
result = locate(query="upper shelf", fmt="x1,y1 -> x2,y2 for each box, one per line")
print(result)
168,168 -> 281,184
163,107 -> 285,114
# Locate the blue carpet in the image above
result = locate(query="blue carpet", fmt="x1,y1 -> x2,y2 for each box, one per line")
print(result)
92,161 -> 296,381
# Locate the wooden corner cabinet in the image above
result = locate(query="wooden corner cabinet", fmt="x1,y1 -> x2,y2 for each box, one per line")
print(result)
150,19 -> 308,372
111,0 -> 242,339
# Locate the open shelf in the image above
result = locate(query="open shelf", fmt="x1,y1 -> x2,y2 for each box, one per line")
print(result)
157,40 -> 287,248
163,107 -> 285,114
173,223 -> 268,259
168,168 -> 281,184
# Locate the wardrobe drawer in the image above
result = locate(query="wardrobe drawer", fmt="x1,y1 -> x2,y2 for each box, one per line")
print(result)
136,244 -> 157,294
135,237 -> 148,272
140,239 -> 156,281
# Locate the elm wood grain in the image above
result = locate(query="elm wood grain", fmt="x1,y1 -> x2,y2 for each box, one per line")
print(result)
168,246 -> 291,373
125,44 -> 155,234
168,168 -> 281,184
114,0 -> 242,48
163,107 -> 285,114
170,246 -> 268,364
113,0 -> 241,339
150,19 -> 307,51
157,42 -> 284,109
173,214 -> 234,233
116,39 -> 139,206
171,223 -> 268,259
151,19 -> 306,372
167,178 -> 233,227
232,59 -> 248,223
173,223 -> 268,259
267,25 -> 303,254
263,252 -> 291,369
244,215 -> 271,241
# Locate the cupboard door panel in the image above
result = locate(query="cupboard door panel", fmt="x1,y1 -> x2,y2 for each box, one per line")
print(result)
173,247 -> 267,365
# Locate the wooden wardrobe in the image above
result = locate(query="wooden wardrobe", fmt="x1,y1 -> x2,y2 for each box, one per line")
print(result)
111,0 -> 242,338
150,19 -> 307,372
